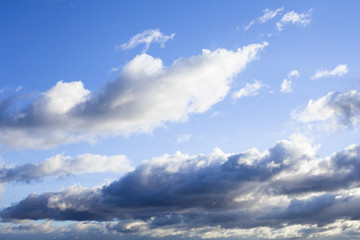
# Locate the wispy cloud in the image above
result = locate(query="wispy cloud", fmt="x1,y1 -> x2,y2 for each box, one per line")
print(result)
258,7 -> 284,23
0,153 -> 133,184
232,79 -> 263,99
244,7 -> 284,31
311,64 -> 349,80
176,134 -> 191,143
116,29 -> 175,52
276,9 -> 312,31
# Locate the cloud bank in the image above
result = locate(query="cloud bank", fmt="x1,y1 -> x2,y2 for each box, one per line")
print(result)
0,42 -> 268,149
2,135 -> 360,239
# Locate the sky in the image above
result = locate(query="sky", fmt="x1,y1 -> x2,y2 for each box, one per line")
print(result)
1,0 -> 360,239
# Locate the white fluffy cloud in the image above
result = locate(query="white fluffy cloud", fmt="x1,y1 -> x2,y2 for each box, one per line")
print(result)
292,90 -> 360,132
0,42 -> 267,149
117,29 -> 175,52
232,79 -> 263,99
276,9 -> 312,31
311,64 -> 349,79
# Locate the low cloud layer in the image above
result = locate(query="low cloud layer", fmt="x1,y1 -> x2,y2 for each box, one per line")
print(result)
0,153 -> 133,184
2,135 -> 360,238
293,90 -> 360,132
0,42 -> 267,149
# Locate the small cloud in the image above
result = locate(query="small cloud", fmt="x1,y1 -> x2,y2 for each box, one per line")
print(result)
109,66 -> 120,73
232,80 -> 263,99
177,134 -> 191,144
280,70 -> 300,93
258,7 -> 284,23
244,20 -> 255,31
276,9 -> 312,31
311,64 -> 349,80
244,7 -> 284,31
209,111 -> 219,119
281,79 -> 292,93
288,70 -> 300,79
116,29 -> 175,53
15,86 -> 22,92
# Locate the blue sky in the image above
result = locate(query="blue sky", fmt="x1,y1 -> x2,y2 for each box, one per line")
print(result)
1,0 -> 360,239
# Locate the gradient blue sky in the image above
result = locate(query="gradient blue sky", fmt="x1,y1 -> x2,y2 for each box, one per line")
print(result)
1,0 -> 360,239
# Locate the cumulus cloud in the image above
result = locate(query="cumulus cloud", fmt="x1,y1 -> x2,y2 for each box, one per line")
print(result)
0,42 -> 268,149
276,9 -> 312,31
311,64 -> 349,79
116,29 -> 175,52
292,90 -> 360,132
4,135 -> 360,239
280,70 -> 300,93
232,79 -> 263,99
244,7 -> 284,31
0,153 -> 133,184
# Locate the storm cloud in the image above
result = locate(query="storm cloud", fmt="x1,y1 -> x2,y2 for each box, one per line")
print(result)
2,136 -> 360,236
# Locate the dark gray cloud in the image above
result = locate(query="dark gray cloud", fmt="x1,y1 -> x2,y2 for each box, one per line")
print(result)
2,137 -> 360,235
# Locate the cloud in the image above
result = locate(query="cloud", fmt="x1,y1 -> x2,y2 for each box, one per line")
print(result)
244,20 -> 255,31
3,135 -> 360,238
292,90 -> 360,132
116,29 -> 175,52
244,7 -> 284,31
280,70 -> 300,93
0,42 -> 268,150
311,64 -> 349,80
176,134 -> 191,143
232,80 -> 263,99
258,7 -> 284,23
276,9 -> 312,31
280,79 -> 292,93
0,153 -> 133,184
